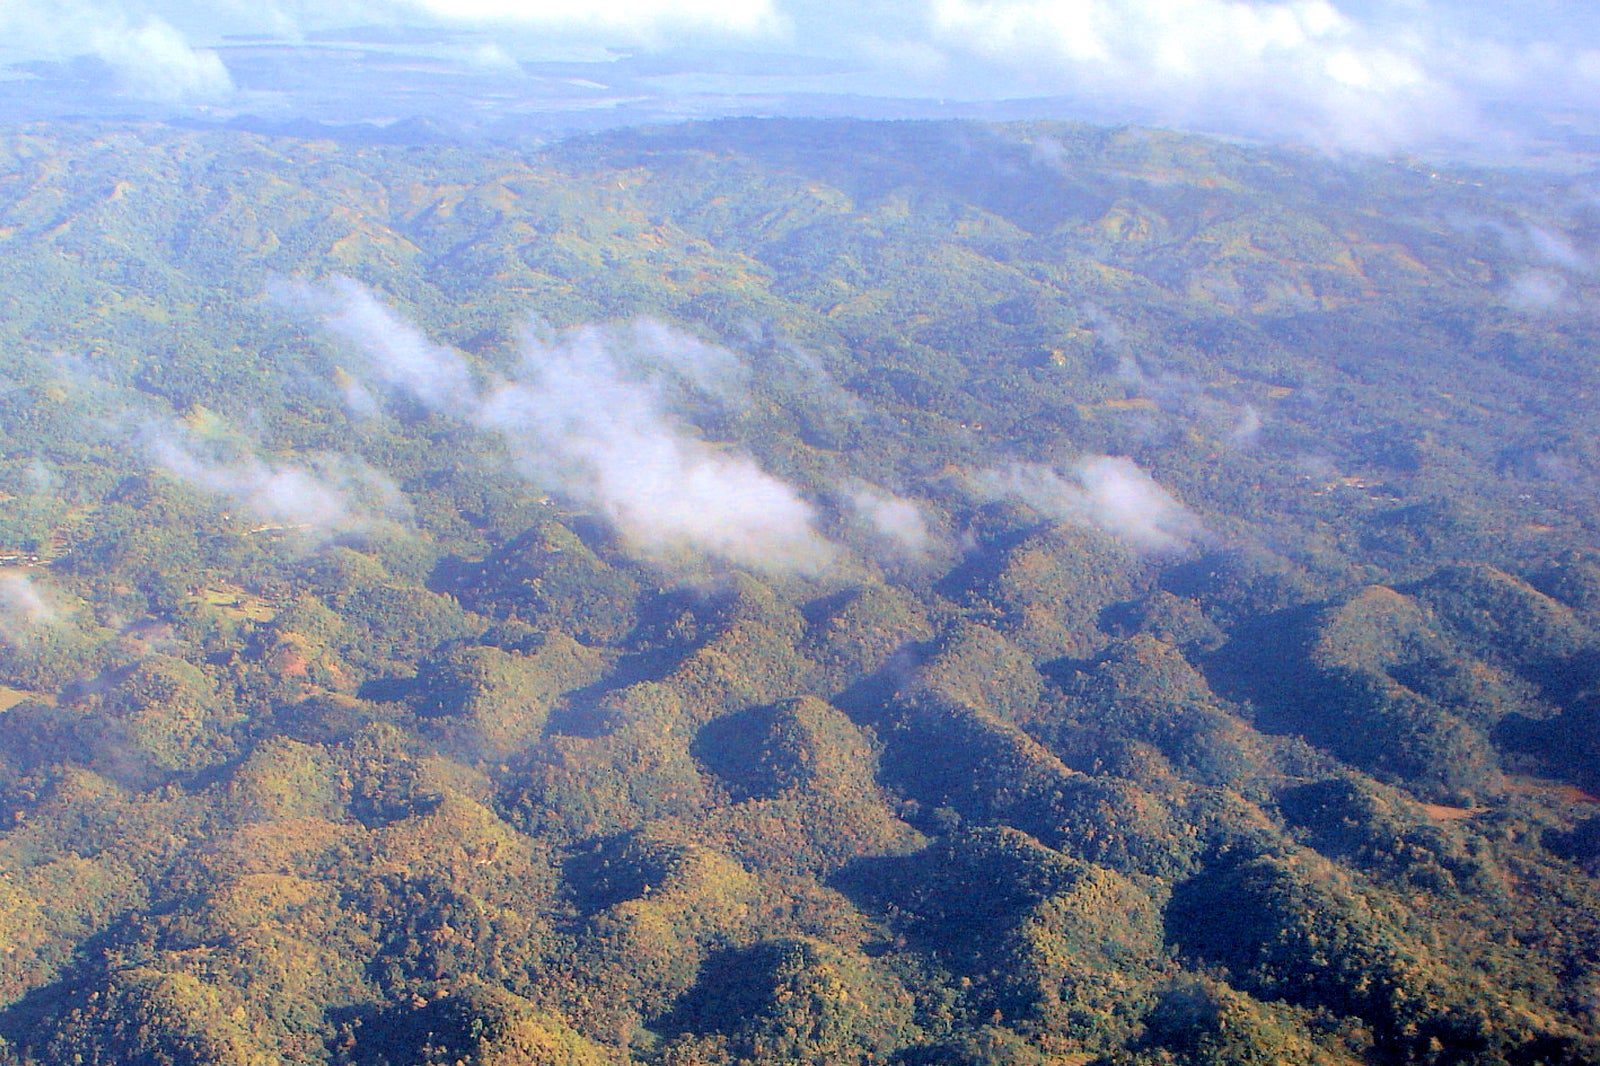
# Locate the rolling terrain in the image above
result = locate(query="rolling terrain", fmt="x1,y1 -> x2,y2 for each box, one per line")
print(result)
0,117 -> 1598,1064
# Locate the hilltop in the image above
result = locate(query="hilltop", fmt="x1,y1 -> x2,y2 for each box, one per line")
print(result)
0,117 -> 1597,1065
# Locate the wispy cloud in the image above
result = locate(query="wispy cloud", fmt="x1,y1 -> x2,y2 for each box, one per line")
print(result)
0,574 -> 56,630
297,278 -> 480,414
0,4 -> 232,102
404,0 -> 782,36
843,480 -> 946,562
1230,403 -> 1263,445
482,324 -> 835,573
300,277 -> 836,575
971,456 -> 1202,554
1506,270 -> 1569,312
1524,224 -> 1591,273
145,424 -> 405,535
1090,306 -> 1266,447
1484,219 -> 1596,313
93,17 -> 233,101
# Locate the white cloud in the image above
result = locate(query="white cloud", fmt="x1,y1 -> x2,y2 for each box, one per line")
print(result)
401,0 -> 780,35
972,456 -> 1202,553
844,481 -> 943,560
92,18 -> 233,101
0,0 -> 784,48
0,4 -> 232,102
0,574 -> 56,629
146,426 -> 406,534
1230,403 -> 1263,445
1526,225 -> 1591,273
5,0 -> 1600,156
1506,269 -> 1568,312
481,324 -> 835,573
1484,220 -> 1593,312
289,278 -> 479,414
304,278 -> 835,575
921,0 -> 1469,150
464,40 -> 519,71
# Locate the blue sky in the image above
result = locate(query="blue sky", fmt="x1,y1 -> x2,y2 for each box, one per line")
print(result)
3,0 -> 1598,156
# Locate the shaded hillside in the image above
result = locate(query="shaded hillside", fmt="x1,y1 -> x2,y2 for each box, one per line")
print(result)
0,117 -> 1596,1065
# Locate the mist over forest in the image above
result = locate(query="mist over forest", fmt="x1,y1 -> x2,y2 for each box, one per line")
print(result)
0,115 -> 1598,1064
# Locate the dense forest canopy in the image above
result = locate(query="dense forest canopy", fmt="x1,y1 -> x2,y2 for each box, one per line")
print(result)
0,116 -> 1598,1065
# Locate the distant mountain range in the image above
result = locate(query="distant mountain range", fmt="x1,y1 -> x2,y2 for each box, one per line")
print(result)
5,33 -> 1600,172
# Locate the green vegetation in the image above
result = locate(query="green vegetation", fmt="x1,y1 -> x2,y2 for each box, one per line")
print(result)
0,116 -> 1595,1064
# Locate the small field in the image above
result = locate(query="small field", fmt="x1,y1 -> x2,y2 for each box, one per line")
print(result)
0,685 -> 49,711
191,584 -> 278,623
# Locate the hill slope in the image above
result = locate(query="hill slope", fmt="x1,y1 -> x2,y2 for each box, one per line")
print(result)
0,117 -> 1597,1065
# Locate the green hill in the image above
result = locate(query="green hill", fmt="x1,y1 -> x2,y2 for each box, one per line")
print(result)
0,116 -> 1596,1065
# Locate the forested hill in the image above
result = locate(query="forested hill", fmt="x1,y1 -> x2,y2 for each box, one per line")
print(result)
0,116 -> 1598,1065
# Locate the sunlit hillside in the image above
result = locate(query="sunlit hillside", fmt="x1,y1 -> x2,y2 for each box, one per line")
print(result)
0,118 -> 1597,1065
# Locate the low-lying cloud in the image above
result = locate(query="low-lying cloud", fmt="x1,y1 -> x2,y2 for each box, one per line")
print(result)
298,278 -> 480,414
1483,219 -> 1596,313
1507,270 -> 1569,313
972,456 -> 1202,554
300,278 -> 836,575
146,425 -> 405,535
0,573 -> 56,631
844,480 -> 944,562
482,325 -> 834,573
1089,305 -> 1267,448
